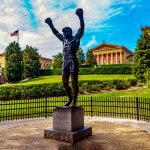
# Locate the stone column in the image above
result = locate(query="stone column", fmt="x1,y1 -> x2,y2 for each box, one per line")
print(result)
94,55 -> 97,64
97,54 -> 100,65
116,52 -> 118,64
106,53 -> 108,65
111,53 -> 113,64
120,52 -> 123,64
102,54 -> 104,65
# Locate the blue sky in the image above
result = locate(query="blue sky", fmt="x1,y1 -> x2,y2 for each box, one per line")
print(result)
0,0 -> 149,58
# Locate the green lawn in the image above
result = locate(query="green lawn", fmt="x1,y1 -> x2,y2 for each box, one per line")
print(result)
87,87 -> 150,97
1,74 -> 149,122
1,74 -> 135,86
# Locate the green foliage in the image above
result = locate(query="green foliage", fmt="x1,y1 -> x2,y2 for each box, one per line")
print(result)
52,53 -> 63,69
136,33 -> 150,50
0,79 -> 137,100
133,32 -> 150,82
4,41 -> 23,83
76,47 -> 85,65
78,67 -> 93,75
39,64 -> 133,76
144,69 -> 150,88
22,46 -> 41,78
94,64 -> 132,74
85,49 -> 97,66
40,69 -> 62,75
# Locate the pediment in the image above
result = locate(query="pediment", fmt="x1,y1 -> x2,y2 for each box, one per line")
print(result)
92,43 -> 120,51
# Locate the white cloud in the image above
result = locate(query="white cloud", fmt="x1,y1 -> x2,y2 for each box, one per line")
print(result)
0,0 -> 136,58
83,36 -> 97,50
130,5 -> 137,10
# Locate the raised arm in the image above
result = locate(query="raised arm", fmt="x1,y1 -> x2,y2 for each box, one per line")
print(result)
75,8 -> 85,39
45,18 -> 63,42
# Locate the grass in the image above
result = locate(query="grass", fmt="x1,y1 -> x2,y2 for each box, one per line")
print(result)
0,74 -> 149,122
87,87 -> 150,97
0,74 -> 135,86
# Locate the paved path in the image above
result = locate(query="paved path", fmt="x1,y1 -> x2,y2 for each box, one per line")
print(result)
0,117 -> 150,133
0,117 -> 150,150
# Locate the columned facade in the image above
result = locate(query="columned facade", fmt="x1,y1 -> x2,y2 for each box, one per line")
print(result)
92,43 -> 133,65
94,52 -> 123,65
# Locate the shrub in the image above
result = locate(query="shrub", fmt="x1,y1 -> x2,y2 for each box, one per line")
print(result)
144,69 -> 150,88
40,69 -> 53,75
94,64 -> 132,74
111,80 -> 130,90
0,79 -> 137,100
127,79 -> 137,86
40,64 -> 133,76
79,68 -> 93,75
40,69 -> 62,75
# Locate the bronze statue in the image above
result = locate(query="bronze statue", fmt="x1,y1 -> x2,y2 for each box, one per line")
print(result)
45,8 -> 85,107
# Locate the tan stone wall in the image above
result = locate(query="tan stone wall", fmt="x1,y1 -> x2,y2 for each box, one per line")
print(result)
40,58 -> 53,69
0,55 -> 53,69
0,55 -> 5,68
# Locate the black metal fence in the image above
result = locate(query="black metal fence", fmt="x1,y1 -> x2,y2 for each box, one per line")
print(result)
0,96 -> 150,122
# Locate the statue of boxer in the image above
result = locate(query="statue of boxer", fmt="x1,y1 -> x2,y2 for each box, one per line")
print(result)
45,8 -> 85,107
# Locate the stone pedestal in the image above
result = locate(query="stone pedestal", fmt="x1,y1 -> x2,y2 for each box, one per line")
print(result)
44,107 -> 92,144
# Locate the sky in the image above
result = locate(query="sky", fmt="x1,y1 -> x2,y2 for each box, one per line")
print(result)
0,0 -> 150,59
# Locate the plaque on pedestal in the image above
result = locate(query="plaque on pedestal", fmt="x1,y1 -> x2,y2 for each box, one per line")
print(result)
44,107 -> 92,144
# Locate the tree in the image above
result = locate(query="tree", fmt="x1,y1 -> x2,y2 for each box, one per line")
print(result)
4,41 -> 23,83
85,49 -> 97,66
22,45 -> 41,78
133,32 -> 150,82
52,53 -> 63,69
76,47 -> 85,65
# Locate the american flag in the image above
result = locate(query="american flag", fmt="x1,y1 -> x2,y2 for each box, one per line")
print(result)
11,30 -> 19,37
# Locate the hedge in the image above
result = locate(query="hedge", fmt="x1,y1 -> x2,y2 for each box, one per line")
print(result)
0,79 -> 137,100
40,64 -> 133,75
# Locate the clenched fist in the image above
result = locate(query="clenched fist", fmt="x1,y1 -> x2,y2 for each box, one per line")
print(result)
45,18 -> 52,25
76,8 -> 83,17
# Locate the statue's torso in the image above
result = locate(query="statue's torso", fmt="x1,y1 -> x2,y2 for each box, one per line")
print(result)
63,37 -> 80,58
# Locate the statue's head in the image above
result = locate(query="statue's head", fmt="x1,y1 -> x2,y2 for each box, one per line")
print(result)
62,27 -> 72,38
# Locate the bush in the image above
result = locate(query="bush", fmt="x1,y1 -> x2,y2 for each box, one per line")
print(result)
0,79 -> 137,100
144,69 -> 150,88
40,64 -> 133,76
79,68 -> 93,75
127,79 -> 137,86
40,69 -> 62,75
111,80 -> 130,90
94,64 -> 132,74
40,69 -> 53,75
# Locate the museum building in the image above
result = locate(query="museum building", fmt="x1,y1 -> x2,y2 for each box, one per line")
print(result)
92,42 -> 134,65
0,53 -> 53,69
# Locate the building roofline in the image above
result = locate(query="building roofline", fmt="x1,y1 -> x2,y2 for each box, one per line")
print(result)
0,53 -> 5,56
141,26 -> 150,31
0,53 -> 53,60
40,57 -> 53,61
91,42 -> 133,54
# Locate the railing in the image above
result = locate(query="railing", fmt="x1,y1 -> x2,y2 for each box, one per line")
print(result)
0,97 -> 150,122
